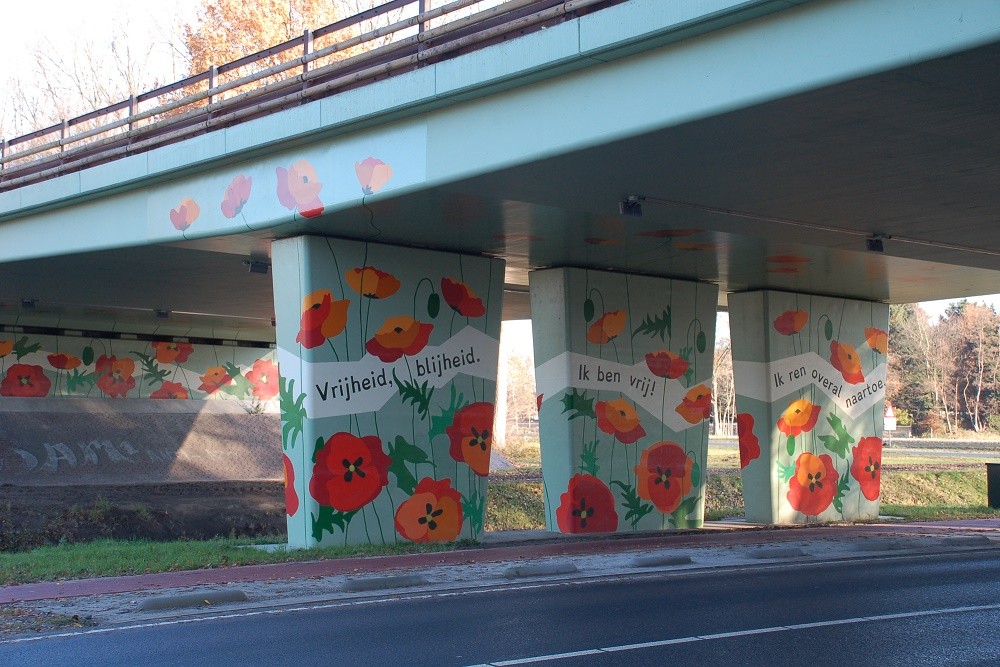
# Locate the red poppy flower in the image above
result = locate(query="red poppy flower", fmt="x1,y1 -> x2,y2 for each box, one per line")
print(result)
773,310 -> 808,335
310,432 -> 390,512
152,341 -> 194,364
170,197 -> 200,231
850,436 -> 883,501
366,316 -> 433,362
830,340 -> 865,384
95,355 -> 136,398
787,452 -> 839,516
151,381 -> 188,399
221,174 -> 252,218
355,157 -> 393,195
777,398 -> 821,437
346,266 -> 401,299
635,441 -> 694,513
645,349 -> 688,379
0,364 -> 52,397
283,453 -> 300,517
246,359 -> 279,401
199,366 -> 233,394
447,402 -> 494,477
675,384 -> 712,425
0,340 -> 13,358
295,289 -> 350,349
596,398 -> 646,444
736,413 -> 760,469
394,477 -> 463,542
536,394 -> 543,412
865,327 -> 888,355
47,353 -> 82,370
586,311 -> 626,344
555,474 -> 618,533
441,277 -> 486,318
276,160 -> 323,218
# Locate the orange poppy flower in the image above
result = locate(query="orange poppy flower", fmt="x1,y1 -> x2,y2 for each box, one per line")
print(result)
246,359 -> 279,401
587,310 -> 626,344
199,366 -> 233,395
644,349 -> 688,379
95,355 -> 136,398
283,453 -> 299,517
295,289 -> 350,349
865,327 -> 888,355
830,340 -> 865,384
276,159 -> 323,218
675,384 -> 712,424
0,364 -> 52,397
596,398 -> 646,444
221,174 -> 252,218
736,413 -> 760,469
850,436 -> 883,501
151,381 -> 188,399
635,441 -> 694,514
310,432 -> 390,512
346,266 -> 401,299
773,310 -> 808,336
152,341 -> 194,365
47,353 -> 82,371
170,197 -> 200,231
447,402 -> 494,477
555,474 -> 618,533
776,398 -> 821,437
0,340 -> 13,358
394,477 -> 464,543
787,452 -> 838,516
366,316 -> 433,362
355,157 -> 393,195
441,277 -> 486,318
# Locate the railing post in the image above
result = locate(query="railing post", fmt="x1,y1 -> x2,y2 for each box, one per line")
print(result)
208,65 -> 218,106
302,28 -> 312,93
128,94 -> 137,134
0,138 -> 6,174
418,0 -> 427,54
60,119 -> 68,154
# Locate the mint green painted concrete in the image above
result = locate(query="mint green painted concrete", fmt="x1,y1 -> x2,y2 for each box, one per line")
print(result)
272,236 -> 504,548
729,291 -> 888,524
531,268 -> 717,533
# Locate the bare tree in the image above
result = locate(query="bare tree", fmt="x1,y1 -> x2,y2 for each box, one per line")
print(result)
713,337 -> 735,436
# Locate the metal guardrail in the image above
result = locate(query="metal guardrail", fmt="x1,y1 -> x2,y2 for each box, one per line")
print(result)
0,0 -> 620,193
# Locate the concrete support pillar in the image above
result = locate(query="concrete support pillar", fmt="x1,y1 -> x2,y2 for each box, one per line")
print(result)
729,291 -> 888,523
530,268 -> 717,533
272,236 -> 504,548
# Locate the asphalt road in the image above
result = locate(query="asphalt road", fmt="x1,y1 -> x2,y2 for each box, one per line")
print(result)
2,550 -> 998,666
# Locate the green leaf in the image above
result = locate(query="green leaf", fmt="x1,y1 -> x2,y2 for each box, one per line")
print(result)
824,319 -> 834,341
312,436 -> 325,463
429,384 -> 466,442
66,369 -> 99,393
462,490 -> 486,536
560,389 -> 596,420
131,352 -> 169,387
427,292 -> 441,318
311,505 -> 356,542
583,298 -> 595,322
387,435 -> 432,496
279,377 -> 307,451
13,336 -> 42,360
579,440 -> 600,476
669,495 -> 701,528
696,330 -> 707,354
393,370 -> 434,420
690,460 -> 701,488
680,346 -> 695,385
778,461 -> 796,483
832,474 -> 851,514
82,346 -> 95,366
611,480 -> 654,529
631,308 -> 671,342
818,412 -> 855,459
786,435 -> 795,456
223,362 -> 254,399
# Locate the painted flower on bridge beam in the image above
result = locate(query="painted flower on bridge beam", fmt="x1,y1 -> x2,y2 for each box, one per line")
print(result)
295,289 -> 350,349
865,327 -> 888,355
555,474 -> 618,533
355,157 -> 393,195
365,315 -> 433,363
644,349 -> 688,380
0,340 -> 13,358
283,453 -> 299,517
773,309 -> 808,336
47,353 -> 82,371
169,198 -> 200,232
152,341 -> 194,365
0,364 -> 52,397
441,277 -> 486,318
586,310 -> 626,345
95,355 -> 136,398
777,398 -> 821,438
246,359 -> 279,401
276,159 -> 323,218
346,266 -> 400,300
310,432 -> 391,513
736,413 -> 760,469
850,436 -> 883,501
596,397 -> 646,444
151,381 -> 188,399
675,384 -> 712,425
199,366 -> 233,395
395,477 -> 464,543
635,441 -> 693,514
221,174 -> 253,218
830,340 -> 865,384
447,402 -> 495,477
787,452 -> 838,516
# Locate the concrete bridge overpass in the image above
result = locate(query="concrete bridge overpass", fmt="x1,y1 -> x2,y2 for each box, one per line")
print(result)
2,0 -> 1000,546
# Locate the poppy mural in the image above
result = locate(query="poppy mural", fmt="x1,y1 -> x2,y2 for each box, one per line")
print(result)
531,268 -> 717,533
272,236 -> 504,548
729,291 -> 889,523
